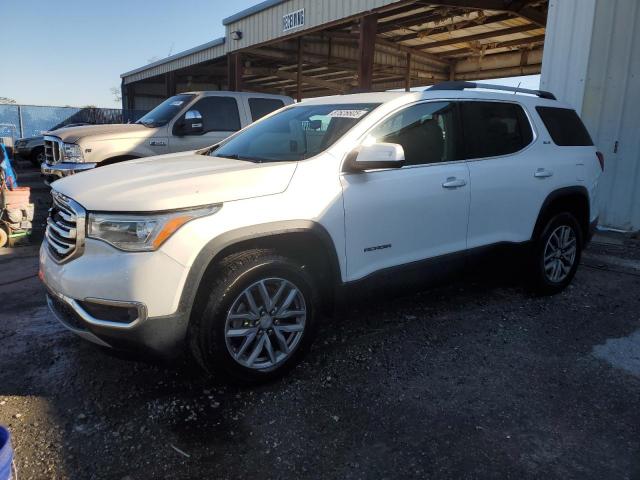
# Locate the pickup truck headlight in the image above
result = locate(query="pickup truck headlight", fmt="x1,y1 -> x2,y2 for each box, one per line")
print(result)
87,204 -> 221,251
62,142 -> 84,162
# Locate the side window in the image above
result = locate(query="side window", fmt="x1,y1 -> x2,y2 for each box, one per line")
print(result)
249,98 -> 285,122
190,96 -> 241,132
367,102 -> 460,166
536,107 -> 593,146
460,101 -> 533,158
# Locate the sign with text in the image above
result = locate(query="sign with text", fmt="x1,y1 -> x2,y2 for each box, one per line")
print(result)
283,8 -> 304,32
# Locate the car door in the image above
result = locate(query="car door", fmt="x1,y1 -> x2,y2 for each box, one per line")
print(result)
168,95 -> 242,153
341,101 -> 471,282
460,100 -> 552,248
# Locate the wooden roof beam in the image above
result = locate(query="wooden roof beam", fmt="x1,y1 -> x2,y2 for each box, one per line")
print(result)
319,31 -> 450,70
374,37 -> 451,70
417,0 -> 547,27
244,67 -> 349,94
420,23 -> 542,50
391,12 -> 514,42
377,7 -> 470,34
440,34 -> 546,57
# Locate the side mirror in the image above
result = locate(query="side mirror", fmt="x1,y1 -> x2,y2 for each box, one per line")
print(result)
343,143 -> 405,173
177,109 -> 203,135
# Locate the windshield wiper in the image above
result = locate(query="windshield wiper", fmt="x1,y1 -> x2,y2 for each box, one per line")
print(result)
215,153 -> 262,163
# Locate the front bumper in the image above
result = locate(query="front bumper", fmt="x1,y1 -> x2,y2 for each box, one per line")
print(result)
41,162 -> 97,183
40,239 -> 190,358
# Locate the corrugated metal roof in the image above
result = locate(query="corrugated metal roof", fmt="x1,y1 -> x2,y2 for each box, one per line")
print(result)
120,37 -> 225,79
222,0 -> 288,25
123,0 -> 547,101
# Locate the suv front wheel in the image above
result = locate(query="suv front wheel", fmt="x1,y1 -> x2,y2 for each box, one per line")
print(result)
532,212 -> 583,295
189,249 -> 318,384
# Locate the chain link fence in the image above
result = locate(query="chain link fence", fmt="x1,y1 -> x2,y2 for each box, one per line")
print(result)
0,104 -> 148,141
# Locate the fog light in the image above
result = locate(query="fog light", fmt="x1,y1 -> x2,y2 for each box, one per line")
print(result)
77,299 -> 143,324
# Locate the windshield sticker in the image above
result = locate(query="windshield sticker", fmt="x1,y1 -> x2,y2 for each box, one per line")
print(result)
170,101 -> 184,106
327,109 -> 368,119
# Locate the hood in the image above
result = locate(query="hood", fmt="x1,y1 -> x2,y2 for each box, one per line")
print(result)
48,123 -> 152,143
52,151 -> 297,211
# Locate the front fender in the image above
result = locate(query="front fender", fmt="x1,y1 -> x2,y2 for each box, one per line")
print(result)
175,220 -> 342,322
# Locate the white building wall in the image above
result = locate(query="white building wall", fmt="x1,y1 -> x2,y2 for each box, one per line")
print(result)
541,0 -> 640,231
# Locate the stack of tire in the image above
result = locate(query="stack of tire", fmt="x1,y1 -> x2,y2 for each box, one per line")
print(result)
0,187 -> 33,248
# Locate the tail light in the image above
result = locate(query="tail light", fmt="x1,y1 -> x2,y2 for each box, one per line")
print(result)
596,151 -> 604,171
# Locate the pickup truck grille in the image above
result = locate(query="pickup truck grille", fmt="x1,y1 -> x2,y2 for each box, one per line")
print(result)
46,191 -> 85,263
44,135 -> 63,164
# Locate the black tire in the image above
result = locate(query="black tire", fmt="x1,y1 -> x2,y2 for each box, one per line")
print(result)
188,249 -> 319,384
30,147 -> 45,167
531,212 -> 583,295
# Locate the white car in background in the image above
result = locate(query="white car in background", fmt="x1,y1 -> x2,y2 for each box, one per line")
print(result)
40,82 -> 602,383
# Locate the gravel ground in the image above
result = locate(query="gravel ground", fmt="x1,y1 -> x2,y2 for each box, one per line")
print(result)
1,234 -> 640,479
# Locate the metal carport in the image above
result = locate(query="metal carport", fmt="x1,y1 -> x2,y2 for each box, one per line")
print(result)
121,0 -> 548,107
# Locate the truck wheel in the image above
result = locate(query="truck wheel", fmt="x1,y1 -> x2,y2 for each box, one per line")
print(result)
531,212 -> 583,295
189,249 -> 319,384
0,226 -> 7,248
30,148 -> 45,167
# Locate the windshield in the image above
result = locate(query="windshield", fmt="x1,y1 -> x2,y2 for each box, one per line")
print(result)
212,103 -> 380,162
136,94 -> 195,127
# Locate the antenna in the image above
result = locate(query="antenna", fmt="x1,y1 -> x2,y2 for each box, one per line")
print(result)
513,82 -> 522,95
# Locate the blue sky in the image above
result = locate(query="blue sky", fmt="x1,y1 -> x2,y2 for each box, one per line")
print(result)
1,0 -> 540,108
1,0 -> 258,107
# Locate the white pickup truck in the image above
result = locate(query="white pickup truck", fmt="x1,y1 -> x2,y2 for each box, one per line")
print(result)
41,91 -> 292,182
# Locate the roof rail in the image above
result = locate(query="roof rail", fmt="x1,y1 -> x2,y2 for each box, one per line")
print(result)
428,81 -> 557,100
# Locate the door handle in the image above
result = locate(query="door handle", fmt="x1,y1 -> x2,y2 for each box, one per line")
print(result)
442,177 -> 467,189
534,168 -> 553,178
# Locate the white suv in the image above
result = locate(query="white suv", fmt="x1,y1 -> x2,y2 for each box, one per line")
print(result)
40,82 -> 603,383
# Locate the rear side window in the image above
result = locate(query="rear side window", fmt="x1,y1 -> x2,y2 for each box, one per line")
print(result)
191,96 -> 241,132
249,98 -> 285,122
460,101 -> 534,158
536,107 -> 593,146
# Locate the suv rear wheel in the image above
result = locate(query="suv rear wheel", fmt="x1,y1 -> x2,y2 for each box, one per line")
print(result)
532,212 -> 583,295
189,249 -> 318,384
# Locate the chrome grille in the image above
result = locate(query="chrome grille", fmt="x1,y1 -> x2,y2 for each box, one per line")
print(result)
46,191 -> 85,263
44,135 -> 63,164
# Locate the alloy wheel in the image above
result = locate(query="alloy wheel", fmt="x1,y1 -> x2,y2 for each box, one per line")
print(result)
224,277 -> 306,370
543,225 -> 577,283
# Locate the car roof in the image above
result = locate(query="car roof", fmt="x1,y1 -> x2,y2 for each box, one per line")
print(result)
296,88 -> 569,109
182,91 -> 292,100
300,91 -> 412,105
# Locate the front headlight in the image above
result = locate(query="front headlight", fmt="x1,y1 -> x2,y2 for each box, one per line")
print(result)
87,204 -> 221,251
62,142 -> 84,162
